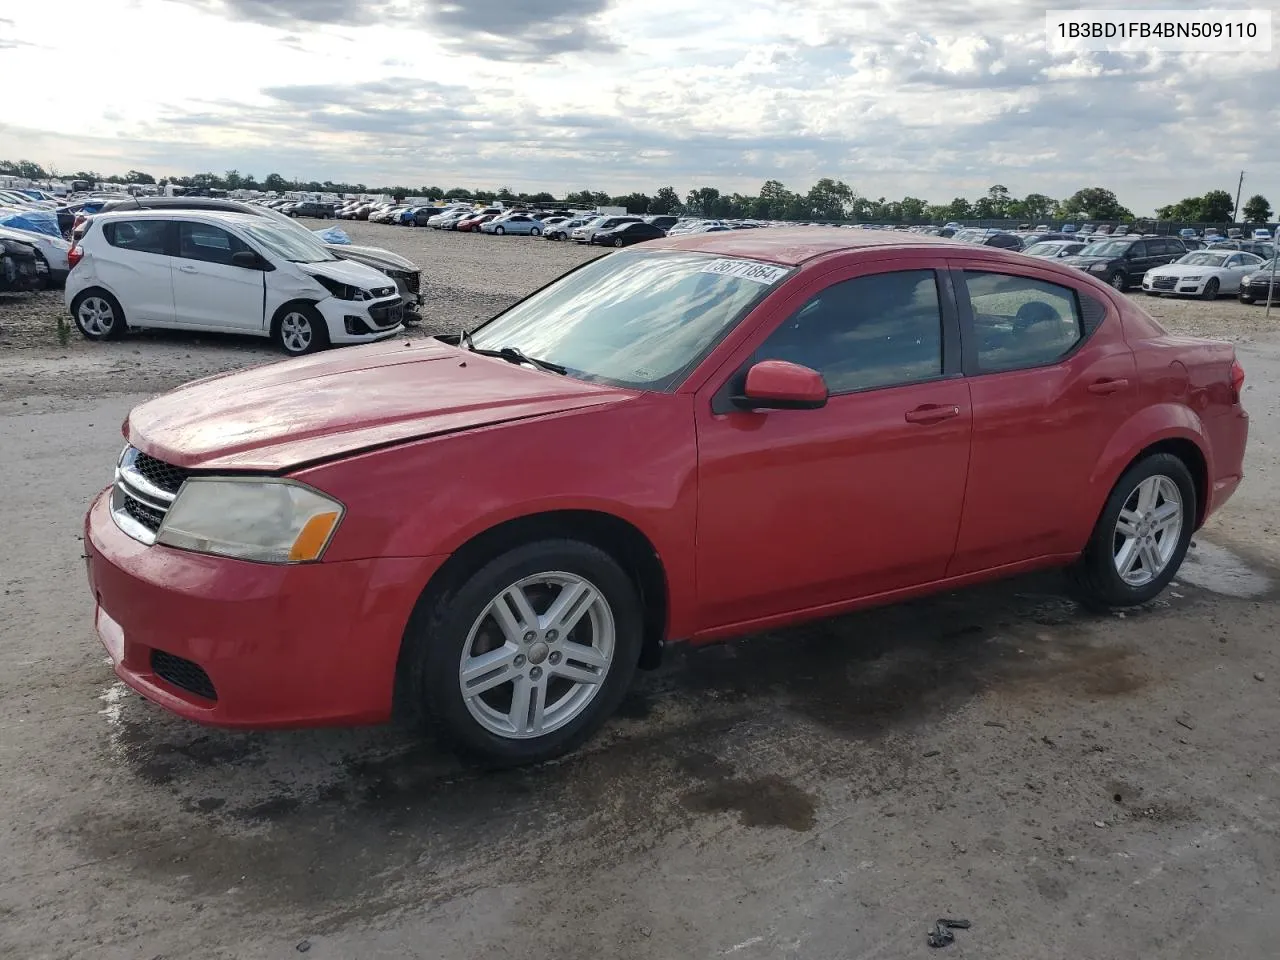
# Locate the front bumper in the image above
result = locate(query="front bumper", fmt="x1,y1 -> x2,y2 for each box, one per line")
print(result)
84,490 -> 446,727
317,295 -> 406,344
1141,275 -> 1204,296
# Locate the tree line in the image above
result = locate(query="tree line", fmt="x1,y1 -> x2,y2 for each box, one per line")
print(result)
1,159 -> 1272,224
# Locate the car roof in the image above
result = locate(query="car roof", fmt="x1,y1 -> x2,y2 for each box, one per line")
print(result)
91,209 -> 266,226
654,226 -> 959,266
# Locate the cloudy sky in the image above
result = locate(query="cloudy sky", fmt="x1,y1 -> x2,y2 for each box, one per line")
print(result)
1,0 -> 1276,213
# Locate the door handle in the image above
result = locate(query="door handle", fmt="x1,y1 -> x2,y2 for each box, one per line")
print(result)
1088,378 -> 1130,395
904,404 -> 962,424
178,264 -> 198,274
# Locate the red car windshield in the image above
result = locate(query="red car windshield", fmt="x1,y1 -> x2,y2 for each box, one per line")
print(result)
469,250 -> 792,391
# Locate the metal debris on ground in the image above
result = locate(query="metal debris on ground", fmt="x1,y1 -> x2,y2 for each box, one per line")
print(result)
1175,715 -> 1195,730
927,918 -> 971,948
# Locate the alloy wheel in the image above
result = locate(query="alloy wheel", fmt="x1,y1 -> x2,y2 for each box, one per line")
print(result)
280,312 -> 313,353
458,572 -> 615,739
1112,475 -> 1183,586
78,297 -> 114,335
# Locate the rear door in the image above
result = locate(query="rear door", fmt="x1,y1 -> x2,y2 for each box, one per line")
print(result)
948,261 -> 1137,574
171,221 -> 265,331
97,219 -> 176,324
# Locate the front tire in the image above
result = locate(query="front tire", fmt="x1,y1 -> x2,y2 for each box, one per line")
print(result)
613,238 -> 625,247
1067,453 -> 1195,609
273,303 -> 330,356
71,289 -> 127,341
1200,278 -> 1219,300
1108,270 -> 1128,291
403,539 -> 643,765
494,226 -> 505,235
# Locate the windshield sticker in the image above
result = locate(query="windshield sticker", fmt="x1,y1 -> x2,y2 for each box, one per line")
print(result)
698,258 -> 789,285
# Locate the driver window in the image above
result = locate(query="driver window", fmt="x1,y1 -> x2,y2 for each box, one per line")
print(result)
753,270 -> 943,395
964,271 -> 1083,373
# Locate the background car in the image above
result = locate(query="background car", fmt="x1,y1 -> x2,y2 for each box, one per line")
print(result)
590,221 -> 667,246
1238,259 -> 1280,304
481,214 -> 544,236
1141,250 -> 1264,298
289,201 -> 336,219
1061,235 -> 1188,290
85,196 -> 424,316
545,217 -> 589,240
1021,240 -> 1088,259
65,211 -> 404,355
0,225 -> 71,284
0,235 -> 45,291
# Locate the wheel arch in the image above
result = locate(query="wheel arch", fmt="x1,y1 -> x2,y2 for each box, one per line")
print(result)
1089,408 -> 1211,532
392,508 -> 670,719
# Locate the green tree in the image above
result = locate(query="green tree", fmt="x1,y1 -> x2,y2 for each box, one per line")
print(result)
613,192 -> 651,214
223,170 -> 242,190
563,189 -> 598,208
1014,193 -> 1056,222
1060,187 -> 1132,221
649,186 -> 683,215
1243,194 -> 1273,222
443,186 -> 471,199
752,179 -> 797,220
806,177 -> 854,220
899,196 -> 928,223
686,187 -> 721,218
125,169 -> 156,184
1156,196 -> 1202,220
985,184 -> 1012,218
14,160 -> 47,179
263,173 -> 289,192
1199,189 -> 1234,222
527,191 -> 556,205
495,186 -> 517,201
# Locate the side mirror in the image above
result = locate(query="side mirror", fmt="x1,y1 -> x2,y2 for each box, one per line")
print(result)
734,360 -> 828,410
232,250 -> 265,270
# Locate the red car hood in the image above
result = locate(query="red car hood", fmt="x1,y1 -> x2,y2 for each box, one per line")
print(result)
125,339 -> 635,471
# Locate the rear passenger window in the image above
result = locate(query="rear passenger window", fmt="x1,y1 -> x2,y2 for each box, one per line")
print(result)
964,272 -> 1083,373
178,223 -> 250,266
102,220 -> 170,255
754,270 -> 943,394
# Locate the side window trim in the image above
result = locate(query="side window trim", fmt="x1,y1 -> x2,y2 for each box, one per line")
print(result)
949,264 -> 1101,377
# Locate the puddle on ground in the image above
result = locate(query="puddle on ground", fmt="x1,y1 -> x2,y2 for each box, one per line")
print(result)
1178,541 -> 1272,598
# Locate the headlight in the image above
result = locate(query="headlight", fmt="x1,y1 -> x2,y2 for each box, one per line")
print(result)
1181,275 -> 1202,282
156,478 -> 344,563
313,273 -> 372,301
1089,263 -> 1109,273
1242,274 -> 1255,284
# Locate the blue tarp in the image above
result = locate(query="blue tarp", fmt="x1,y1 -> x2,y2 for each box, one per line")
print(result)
314,226 -> 351,245
0,207 -> 60,237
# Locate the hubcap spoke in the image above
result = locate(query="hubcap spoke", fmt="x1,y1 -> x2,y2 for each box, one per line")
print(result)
1115,509 -> 1141,538
1136,478 -> 1160,513
560,639 -> 609,669
1140,539 -> 1164,576
1150,501 -> 1179,529
1115,538 -> 1140,578
550,660 -> 605,685
460,643 -> 520,695
541,580 -> 597,636
491,586 -> 538,643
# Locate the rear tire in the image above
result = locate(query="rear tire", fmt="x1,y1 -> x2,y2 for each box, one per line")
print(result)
403,539 -> 643,766
1066,453 -> 1195,609
71,289 -> 127,341
273,303 -> 329,356
531,227 -> 541,236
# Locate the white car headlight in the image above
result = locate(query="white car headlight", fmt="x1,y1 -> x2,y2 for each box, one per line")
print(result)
1242,274 -> 1255,284
156,478 -> 344,563
1181,275 -> 1202,282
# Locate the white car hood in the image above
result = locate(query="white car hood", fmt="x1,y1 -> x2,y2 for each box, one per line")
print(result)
298,257 -> 392,289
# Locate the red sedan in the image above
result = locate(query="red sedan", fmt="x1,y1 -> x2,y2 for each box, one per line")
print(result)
84,230 -> 1248,764
455,213 -> 494,233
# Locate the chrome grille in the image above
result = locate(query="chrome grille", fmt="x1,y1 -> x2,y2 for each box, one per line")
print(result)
110,446 -> 184,544
1150,276 -> 1177,290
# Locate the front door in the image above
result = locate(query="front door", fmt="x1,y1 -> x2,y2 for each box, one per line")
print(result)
171,221 -> 265,330
694,261 -> 972,632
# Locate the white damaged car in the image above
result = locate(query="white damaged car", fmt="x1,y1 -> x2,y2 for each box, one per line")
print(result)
1141,250 -> 1265,299
65,211 -> 404,355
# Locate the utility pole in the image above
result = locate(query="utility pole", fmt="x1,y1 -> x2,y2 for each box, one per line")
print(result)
1233,170 -> 1244,223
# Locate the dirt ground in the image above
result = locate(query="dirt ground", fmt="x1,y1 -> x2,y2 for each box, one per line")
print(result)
2,223 -> 1280,959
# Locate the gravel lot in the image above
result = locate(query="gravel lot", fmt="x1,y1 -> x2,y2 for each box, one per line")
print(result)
3,223 -> 1280,959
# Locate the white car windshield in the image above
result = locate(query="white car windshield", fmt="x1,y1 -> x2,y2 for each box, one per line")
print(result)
1177,252 -> 1230,267
241,222 -> 338,262
468,251 -> 791,391
1024,242 -> 1066,256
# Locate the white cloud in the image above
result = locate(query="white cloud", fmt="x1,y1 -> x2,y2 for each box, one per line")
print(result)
1,0 -> 1277,213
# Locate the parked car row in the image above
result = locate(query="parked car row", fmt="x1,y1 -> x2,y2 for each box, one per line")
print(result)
0,185 -> 74,290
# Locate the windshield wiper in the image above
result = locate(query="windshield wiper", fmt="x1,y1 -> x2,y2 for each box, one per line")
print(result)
461,337 -> 565,376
